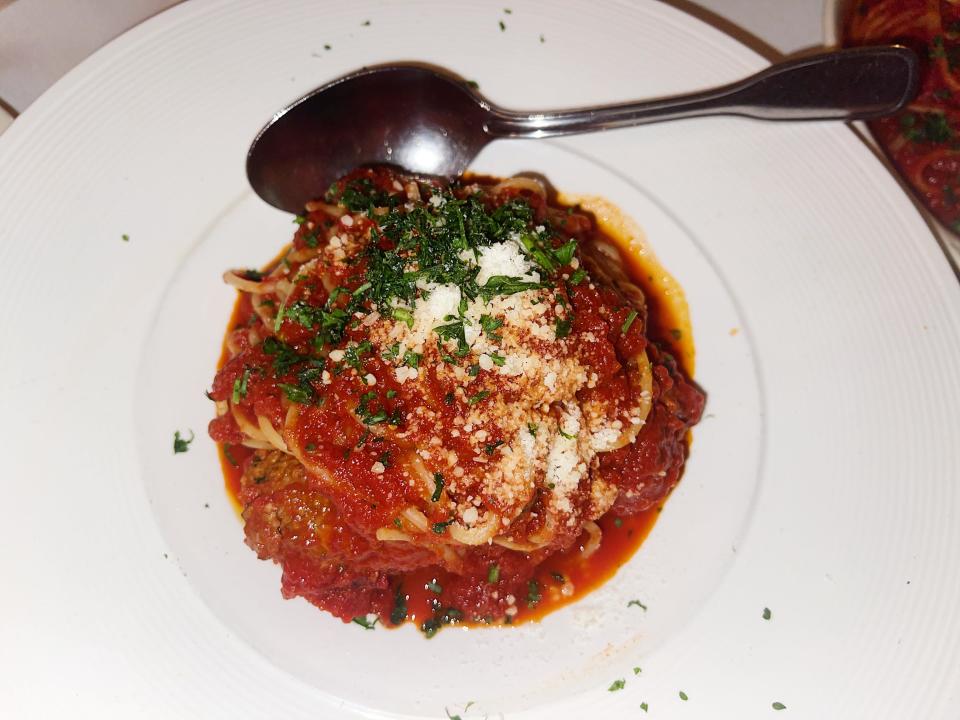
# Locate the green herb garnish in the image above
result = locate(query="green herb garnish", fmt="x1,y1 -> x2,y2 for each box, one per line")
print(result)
351,615 -> 378,630
390,586 -> 407,625
467,390 -> 490,405
527,579 -> 541,607
173,429 -> 194,454
432,517 -> 456,534
279,383 -> 313,404
232,368 -> 251,403
431,473 -> 445,502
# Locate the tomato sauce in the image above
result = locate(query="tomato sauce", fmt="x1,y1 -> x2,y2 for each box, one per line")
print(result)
214,187 -> 695,630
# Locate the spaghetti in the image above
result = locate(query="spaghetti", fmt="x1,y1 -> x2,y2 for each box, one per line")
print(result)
208,167 -> 704,633
845,0 -> 960,231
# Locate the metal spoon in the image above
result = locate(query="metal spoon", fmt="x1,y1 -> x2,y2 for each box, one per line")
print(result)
248,46 -> 918,213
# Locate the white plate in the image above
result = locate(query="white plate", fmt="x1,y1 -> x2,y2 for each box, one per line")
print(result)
1,1 -> 958,718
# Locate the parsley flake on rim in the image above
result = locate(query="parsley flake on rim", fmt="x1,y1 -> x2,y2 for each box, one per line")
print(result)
351,615 -> 378,630
173,429 -> 194,454
608,678 -> 626,692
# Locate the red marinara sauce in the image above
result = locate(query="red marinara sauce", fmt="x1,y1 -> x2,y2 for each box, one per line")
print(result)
212,174 -> 700,632
844,0 -> 960,232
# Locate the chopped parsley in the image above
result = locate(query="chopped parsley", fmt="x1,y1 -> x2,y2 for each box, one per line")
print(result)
627,599 -> 647,610
613,517 -> 623,528
479,275 -> 543,300
425,579 -> 443,594
173,430 -> 194,454
420,606 -> 464,637
121,233 -> 130,242
679,691 -> 689,701
279,382 -> 313,404
640,702 -> 648,712
351,615 -> 378,630
901,111 -> 952,144
479,313 -> 504,342
343,340 -> 373,370
550,571 -> 565,584
484,439 -> 504,455
382,342 -> 401,361
390,586 -> 408,625
467,390 -> 490,405
499,19 -> 506,30
434,319 -> 470,355
432,517 -> 456,534
772,701 -> 786,710
391,307 -> 414,328
608,679 -> 626,692
431,473 -> 445,502
487,564 -> 500,583
527,579 -> 541,607
554,315 -> 572,339
621,309 -> 638,334
232,368 -> 251,403
633,666 -> 642,675
558,428 -> 577,441
568,267 -> 586,285
223,445 -> 238,466
527,422 -> 538,436
763,607 -> 772,620
261,336 -> 311,376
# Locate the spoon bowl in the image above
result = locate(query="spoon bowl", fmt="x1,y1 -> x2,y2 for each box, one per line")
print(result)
247,66 -> 489,212
248,47 -> 919,213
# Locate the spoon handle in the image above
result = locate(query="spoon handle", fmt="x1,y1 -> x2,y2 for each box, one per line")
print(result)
484,46 -> 919,138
